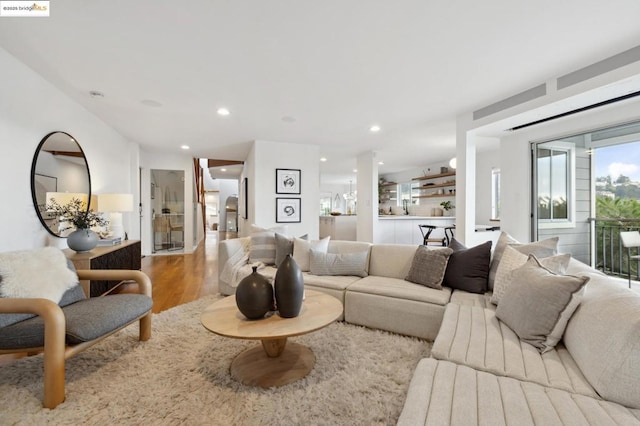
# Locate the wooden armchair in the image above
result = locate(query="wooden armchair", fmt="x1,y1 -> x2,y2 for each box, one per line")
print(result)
0,270 -> 152,409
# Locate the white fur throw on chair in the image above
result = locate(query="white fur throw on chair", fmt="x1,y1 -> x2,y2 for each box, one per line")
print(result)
0,247 -> 78,303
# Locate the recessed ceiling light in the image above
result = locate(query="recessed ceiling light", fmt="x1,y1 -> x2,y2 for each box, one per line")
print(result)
370,125 -> 381,133
141,99 -> 162,107
220,168 -> 227,172
320,157 -> 327,162
181,145 -> 190,150
353,169 -> 358,173
217,107 -> 230,116
89,90 -> 104,98
378,161 -> 384,165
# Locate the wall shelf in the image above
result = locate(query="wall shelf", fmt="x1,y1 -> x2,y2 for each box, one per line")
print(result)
412,171 -> 456,181
415,182 -> 455,190
413,194 -> 456,199
379,182 -> 398,204
411,172 -> 456,200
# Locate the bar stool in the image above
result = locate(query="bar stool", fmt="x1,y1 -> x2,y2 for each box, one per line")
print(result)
444,225 -> 456,246
419,225 -> 446,246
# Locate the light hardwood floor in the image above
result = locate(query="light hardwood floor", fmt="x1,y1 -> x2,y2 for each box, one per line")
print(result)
142,229 -> 230,313
0,230 -> 233,365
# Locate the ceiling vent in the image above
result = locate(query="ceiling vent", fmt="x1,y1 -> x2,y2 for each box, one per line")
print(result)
473,84 -> 547,121
557,45 -> 640,90
505,89 -> 640,131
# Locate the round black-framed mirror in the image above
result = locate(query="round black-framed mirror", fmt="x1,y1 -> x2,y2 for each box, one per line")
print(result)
30,131 -> 92,237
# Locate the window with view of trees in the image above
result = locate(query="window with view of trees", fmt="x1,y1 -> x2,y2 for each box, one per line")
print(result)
537,145 -> 570,222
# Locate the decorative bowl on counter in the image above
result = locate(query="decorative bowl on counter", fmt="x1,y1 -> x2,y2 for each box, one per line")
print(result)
330,212 -> 342,216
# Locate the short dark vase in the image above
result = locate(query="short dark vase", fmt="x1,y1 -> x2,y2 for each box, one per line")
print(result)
274,254 -> 304,318
235,266 -> 274,320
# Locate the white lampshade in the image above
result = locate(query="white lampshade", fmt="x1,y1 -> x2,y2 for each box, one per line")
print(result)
449,157 -> 457,169
45,192 -> 89,209
96,193 -> 134,212
96,194 -> 134,239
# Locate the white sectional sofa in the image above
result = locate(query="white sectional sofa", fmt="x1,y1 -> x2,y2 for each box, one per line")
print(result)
219,238 -> 451,340
218,236 -> 640,424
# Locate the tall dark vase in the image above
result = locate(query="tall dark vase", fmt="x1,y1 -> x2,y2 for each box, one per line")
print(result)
235,266 -> 274,320
274,254 -> 304,318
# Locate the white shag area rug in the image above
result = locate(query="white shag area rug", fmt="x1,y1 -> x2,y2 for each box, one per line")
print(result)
0,295 -> 431,425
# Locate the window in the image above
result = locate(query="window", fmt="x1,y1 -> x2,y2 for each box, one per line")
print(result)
535,141 -> 575,228
397,182 -> 414,206
491,169 -> 500,220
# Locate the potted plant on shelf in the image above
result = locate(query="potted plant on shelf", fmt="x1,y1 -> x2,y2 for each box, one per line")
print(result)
46,197 -> 108,252
440,200 -> 454,216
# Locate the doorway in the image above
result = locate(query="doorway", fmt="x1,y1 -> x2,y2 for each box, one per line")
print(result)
151,169 -> 185,253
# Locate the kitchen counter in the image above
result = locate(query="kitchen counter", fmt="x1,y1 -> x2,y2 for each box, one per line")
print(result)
378,215 -> 453,220
376,216 -> 455,245
319,215 -> 357,241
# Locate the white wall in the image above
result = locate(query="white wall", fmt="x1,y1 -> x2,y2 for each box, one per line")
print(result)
475,148 -> 501,226
0,46 -> 136,252
241,140 -> 320,239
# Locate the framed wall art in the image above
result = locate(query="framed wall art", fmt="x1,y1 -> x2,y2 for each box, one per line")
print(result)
276,168 -> 301,194
276,197 -> 301,223
240,178 -> 248,220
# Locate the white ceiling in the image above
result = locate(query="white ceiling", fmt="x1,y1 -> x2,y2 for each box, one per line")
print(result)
2,1 -> 640,184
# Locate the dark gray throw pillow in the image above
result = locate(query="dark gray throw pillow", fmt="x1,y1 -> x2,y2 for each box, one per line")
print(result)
405,246 -> 453,289
442,238 -> 492,294
274,233 -> 308,267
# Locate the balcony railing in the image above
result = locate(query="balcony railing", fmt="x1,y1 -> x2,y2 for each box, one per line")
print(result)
593,218 -> 640,279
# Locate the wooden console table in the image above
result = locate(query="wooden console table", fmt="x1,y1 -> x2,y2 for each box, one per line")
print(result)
64,240 -> 142,297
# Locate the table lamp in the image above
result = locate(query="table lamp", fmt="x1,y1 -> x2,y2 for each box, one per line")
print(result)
97,193 -> 134,239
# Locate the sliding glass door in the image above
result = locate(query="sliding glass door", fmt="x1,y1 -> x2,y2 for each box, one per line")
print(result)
531,136 -> 591,265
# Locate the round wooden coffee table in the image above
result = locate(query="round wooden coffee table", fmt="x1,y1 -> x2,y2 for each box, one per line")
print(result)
200,289 -> 342,388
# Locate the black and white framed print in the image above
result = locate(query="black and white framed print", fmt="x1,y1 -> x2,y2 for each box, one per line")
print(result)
276,197 -> 301,223
276,168 -> 301,194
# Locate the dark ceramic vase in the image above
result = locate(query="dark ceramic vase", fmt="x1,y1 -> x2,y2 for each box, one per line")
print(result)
274,254 -> 304,318
67,228 -> 98,252
235,266 -> 274,320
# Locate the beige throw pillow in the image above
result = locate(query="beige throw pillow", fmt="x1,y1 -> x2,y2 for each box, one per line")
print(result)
249,225 -> 288,265
488,232 -> 559,290
293,237 -> 330,272
491,246 -> 571,305
405,246 -> 453,289
495,255 -> 589,353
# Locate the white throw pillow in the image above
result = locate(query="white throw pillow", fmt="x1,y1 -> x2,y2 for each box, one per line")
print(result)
0,247 -> 78,303
491,245 -> 570,305
292,237 -> 330,272
310,249 -> 369,278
